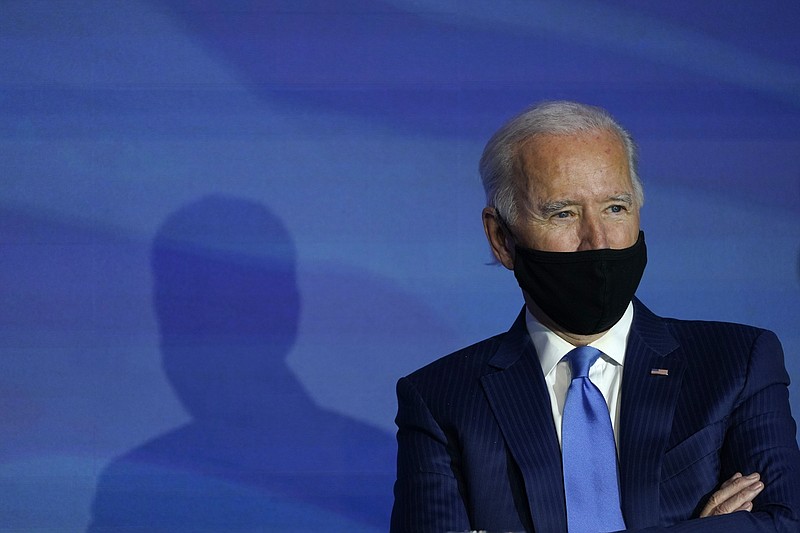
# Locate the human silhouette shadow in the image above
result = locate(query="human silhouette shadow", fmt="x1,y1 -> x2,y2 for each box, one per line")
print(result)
88,195 -> 393,532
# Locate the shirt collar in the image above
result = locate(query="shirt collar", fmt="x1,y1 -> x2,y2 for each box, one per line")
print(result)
526,302 -> 634,377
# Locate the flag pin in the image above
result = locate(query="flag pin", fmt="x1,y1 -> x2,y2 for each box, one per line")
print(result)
650,368 -> 669,376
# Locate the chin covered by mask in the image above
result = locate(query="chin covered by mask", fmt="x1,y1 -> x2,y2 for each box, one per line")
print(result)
513,231 -> 647,335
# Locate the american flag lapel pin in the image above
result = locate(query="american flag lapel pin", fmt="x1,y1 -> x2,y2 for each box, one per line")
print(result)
650,368 -> 669,376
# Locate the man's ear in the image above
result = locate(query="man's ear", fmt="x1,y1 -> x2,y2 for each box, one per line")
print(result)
482,207 -> 515,270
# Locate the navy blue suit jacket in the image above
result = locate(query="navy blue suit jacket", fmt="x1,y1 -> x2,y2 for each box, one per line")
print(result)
391,299 -> 800,532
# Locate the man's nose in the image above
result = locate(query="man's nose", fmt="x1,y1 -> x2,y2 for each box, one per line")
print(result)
577,214 -> 608,251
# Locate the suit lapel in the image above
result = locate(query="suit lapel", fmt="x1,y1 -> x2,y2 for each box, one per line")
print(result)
618,299 -> 685,529
480,310 -> 567,533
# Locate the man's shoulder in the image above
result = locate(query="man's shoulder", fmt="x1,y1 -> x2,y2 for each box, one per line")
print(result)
404,330 -> 509,385
657,314 -> 771,343
634,300 -> 780,360
635,299 -> 770,339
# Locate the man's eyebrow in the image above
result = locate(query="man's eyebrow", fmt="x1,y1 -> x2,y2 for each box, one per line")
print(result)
537,193 -> 634,216
608,193 -> 634,205
538,199 -> 578,217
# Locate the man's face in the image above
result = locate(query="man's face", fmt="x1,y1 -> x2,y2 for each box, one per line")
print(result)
509,128 -> 640,254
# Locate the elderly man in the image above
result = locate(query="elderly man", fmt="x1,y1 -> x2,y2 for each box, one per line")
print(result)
391,101 -> 800,532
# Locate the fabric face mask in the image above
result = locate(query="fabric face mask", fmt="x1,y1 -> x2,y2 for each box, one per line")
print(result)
513,231 -> 647,335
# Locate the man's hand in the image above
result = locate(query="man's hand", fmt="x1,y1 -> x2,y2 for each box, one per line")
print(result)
699,472 -> 764,517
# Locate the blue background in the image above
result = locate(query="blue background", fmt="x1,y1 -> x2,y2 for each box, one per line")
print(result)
2,1 -> 799,530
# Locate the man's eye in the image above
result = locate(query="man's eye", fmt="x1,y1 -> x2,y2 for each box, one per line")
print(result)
609,205 -> 626,213
554,211 -> 571,219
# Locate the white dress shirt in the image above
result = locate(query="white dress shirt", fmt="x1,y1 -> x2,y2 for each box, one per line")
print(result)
525,302 -> 634,447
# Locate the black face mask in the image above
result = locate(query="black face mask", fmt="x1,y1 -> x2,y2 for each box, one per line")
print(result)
513,231 -> 647,335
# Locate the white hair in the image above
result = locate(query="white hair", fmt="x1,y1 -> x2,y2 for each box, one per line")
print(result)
479,100 -> 644,224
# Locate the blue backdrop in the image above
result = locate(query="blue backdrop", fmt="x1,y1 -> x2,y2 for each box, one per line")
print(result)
2,1 -> 799,530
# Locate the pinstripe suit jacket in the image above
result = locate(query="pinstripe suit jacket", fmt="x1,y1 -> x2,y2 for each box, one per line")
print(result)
391,299 -> 800,532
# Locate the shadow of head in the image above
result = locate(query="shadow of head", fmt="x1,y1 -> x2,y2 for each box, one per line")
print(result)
152,195 -> 300,422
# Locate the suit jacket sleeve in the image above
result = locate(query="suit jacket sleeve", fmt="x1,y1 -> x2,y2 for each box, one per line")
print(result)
626,329 -> 800,533
390,376 -> 471,533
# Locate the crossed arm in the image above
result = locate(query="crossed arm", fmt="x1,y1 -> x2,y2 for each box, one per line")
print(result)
392,390 -> 790,533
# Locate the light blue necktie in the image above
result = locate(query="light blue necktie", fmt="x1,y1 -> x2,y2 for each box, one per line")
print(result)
562,346 -> 626,533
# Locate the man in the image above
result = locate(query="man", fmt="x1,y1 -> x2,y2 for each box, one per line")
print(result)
391,101 -> 800,532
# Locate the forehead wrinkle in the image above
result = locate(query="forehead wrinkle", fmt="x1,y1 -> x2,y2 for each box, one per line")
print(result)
512,132 -> 634,218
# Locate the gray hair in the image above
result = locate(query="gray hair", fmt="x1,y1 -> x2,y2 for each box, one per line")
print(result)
479,101 -> 644,225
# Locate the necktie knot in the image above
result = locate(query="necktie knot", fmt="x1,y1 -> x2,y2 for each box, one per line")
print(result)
567,345 -> 601,379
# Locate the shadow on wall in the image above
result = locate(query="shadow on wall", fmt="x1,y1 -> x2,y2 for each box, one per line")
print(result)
88,195 -> 394,532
